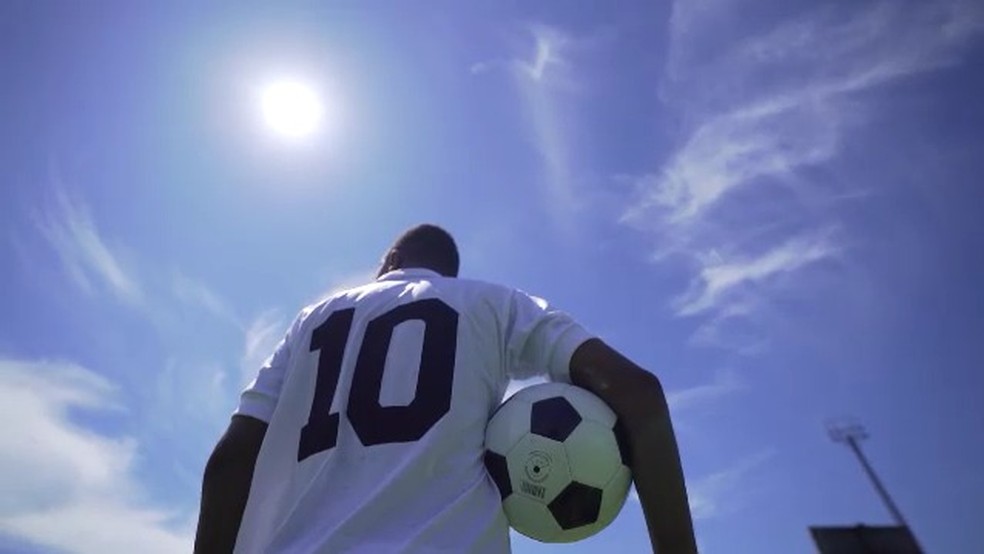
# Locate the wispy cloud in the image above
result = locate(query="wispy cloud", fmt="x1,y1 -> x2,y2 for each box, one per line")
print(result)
631,1 -> 984,234
516,24 -> 574,84
630,449 -> 775,522
621,96 -> 842,227
688,449 -> 775,520
31,186 -> 246,336
667,369 -> 744,413
241,310 -> 287,386
153,359 -> 231,433
675,232 -> 837,316
472,24 -> 590,221
0,358 -> 191,553
666,1 -> 984,107
622,0 -> 983,347
171,270 -> 241,328
688,299 -> 770,355
639,0 -> 984,232
34,190 -> 143,306
514,25 -> 578,216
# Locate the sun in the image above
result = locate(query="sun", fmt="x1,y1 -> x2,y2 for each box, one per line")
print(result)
260,80 -> 325,139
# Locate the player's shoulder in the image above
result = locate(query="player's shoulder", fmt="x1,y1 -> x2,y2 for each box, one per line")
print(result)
292,282 -> 378,328
442,276 -> 519,305
296,276 -> 533,324
442,278 -> 565,328
448,275 -> 510,293
445,276 -> 556,308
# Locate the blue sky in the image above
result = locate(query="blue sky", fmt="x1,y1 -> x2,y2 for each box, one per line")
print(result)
1,1 -> 982,552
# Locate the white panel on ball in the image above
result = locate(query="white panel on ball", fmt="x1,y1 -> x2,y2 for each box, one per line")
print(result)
505,434 -> 572,505
484,398 -> 532,454
503,493 -> 562,542
599,466 -> 632,526
564,420 -> 623,488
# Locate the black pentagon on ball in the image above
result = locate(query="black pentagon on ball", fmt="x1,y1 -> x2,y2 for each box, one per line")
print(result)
484,451 -> 512,500
613,418 -> 632,466
530,397 -> 582,442
548,481 -> 603,529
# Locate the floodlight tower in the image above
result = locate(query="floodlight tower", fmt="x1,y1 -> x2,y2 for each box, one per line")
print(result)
827,421 -> 907,526
827,419 -> 923,551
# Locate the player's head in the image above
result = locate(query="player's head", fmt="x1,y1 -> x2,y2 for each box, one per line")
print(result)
378,224 -> 460,278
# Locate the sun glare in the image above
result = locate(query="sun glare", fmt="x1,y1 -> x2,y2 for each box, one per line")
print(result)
260,80 -> 324,139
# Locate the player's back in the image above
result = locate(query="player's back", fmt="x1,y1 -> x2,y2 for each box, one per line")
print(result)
234,268 -> 591,553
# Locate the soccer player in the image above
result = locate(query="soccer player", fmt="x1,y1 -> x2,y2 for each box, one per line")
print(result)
195,224 -> 697,553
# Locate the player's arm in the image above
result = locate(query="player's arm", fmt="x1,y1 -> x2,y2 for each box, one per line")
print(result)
194,415 -> 267,553
570,338 -> 697,554
195,311 -> 304,552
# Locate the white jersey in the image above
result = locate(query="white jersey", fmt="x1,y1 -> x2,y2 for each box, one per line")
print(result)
234,268 -> 594,554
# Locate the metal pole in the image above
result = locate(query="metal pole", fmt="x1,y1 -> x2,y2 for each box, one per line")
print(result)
827,421 -> 925,553
844,435 -> 908,528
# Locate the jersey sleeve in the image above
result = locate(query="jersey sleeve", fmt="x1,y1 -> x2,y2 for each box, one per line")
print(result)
234,310 -> 308,423
504,290 -> 595,383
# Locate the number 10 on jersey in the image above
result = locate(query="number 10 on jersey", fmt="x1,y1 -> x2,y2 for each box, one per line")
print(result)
298,298 -> 459,462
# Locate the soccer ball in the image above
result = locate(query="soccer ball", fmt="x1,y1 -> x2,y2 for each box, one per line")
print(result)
484,382 -> 632,543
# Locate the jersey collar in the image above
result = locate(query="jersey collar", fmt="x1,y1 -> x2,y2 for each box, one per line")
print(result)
376,267 -> 444,282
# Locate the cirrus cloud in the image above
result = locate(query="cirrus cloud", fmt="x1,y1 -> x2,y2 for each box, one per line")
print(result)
0,358 -> 191,553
